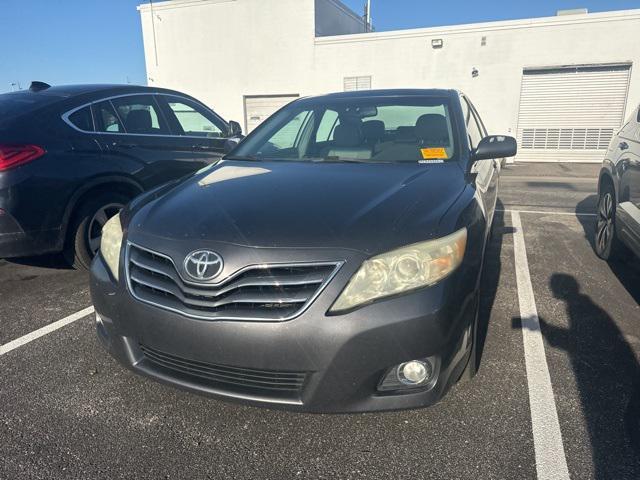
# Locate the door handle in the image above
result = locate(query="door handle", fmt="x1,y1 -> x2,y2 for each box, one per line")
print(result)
619,141 -> 629,150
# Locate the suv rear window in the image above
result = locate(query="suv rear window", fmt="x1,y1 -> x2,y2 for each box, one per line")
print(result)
93,101 -> 124,133
68,106 -> 93,131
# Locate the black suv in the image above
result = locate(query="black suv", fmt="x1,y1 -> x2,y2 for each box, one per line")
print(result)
0,82 -> 242,268
596,103 -> 640,260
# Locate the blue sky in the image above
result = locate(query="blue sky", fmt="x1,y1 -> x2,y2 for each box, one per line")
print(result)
1,0 -> 638,93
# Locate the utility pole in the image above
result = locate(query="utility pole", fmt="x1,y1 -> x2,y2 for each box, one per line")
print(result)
363,0 -> 372,32
150,0 -> 159,67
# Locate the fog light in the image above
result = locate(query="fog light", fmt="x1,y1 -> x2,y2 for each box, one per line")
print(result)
398,360 -> 431,385
377,357 -> 439,392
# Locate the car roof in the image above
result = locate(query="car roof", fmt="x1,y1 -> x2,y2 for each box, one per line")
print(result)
16,83 -> 187,98
304,88 -> 460,101
0,84 -> 206,125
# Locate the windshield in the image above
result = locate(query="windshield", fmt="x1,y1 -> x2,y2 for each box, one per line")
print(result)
231,96 -> 458,163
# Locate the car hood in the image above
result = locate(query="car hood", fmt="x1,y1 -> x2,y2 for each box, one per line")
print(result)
128,160 -> 467,254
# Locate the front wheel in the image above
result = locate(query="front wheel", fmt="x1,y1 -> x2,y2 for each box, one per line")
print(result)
594,184 -> 627,261
458,312 -> 479,382
64,193 -> 127,270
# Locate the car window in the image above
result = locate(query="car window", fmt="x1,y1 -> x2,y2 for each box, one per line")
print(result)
110,95 -> 169,135
369,105 -> 447,131
165,98 -> 226,138
464,98 -> 483,149
460,97 -> 470,125
265,110 -> 314,151
468,100 -> 488,137
92,101 -> 124,133
68,106 -> 93,131
315,109 -> 339,142
232,97 -> 458,163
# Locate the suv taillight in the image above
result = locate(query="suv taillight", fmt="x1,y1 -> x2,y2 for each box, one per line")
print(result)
0,144 -> 46,171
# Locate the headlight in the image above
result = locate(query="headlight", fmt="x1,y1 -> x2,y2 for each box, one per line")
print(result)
330,228 -> 467,312
100,213 -> 124,281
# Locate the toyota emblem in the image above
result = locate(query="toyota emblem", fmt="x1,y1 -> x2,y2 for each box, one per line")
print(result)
183,250 -> 224,281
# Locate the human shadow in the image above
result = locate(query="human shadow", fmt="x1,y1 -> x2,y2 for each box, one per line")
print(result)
575,195 -> 640,307
529,273 -> 640,478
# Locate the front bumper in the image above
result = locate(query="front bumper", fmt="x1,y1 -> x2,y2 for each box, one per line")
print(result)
90,251 -> 479,413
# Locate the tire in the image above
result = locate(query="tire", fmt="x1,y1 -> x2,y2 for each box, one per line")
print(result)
459,313 -> 479,382
594,183 -> 628,261
64,193 -> 128,270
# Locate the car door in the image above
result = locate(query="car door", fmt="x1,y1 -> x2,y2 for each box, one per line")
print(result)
156,94 -> 229,164
93,95 -> 201,189
615,105 -> 640,250
463,96 -> 499,227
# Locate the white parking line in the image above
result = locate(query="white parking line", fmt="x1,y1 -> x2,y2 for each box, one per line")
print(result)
499,208 -> 597,217
511,211 -> 570,480
0,306 -> 94,356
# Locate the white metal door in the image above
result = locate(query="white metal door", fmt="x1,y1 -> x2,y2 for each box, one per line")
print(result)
244,95 -> 299,133
516,64 -> 631,162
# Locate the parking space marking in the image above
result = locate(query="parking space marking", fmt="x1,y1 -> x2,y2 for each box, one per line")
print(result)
0,306 -> 94,356
512,211 -> 570,480
499,208 -> 596,217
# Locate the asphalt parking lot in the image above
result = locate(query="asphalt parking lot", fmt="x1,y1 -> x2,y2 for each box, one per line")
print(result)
2,162 -> 640,480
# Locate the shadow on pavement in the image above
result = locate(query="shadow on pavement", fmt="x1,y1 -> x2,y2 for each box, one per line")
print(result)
475,199 -> 513,372
4,253 -> 73,270
517,274 -> 640,478
575,195 -> 640,305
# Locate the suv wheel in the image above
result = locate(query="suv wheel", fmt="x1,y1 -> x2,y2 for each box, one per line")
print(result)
595,183 -> 627,261
65,193 -> 128,270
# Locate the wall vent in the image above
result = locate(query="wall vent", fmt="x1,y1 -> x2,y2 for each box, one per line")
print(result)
520,128 -> 613,150
344,76 -> 372,91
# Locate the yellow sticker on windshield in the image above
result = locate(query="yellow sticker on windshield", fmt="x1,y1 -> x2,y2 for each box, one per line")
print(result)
420,148 -> 448,160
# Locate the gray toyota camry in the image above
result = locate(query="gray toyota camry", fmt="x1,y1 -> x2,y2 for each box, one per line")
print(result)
90,89 -> 516,412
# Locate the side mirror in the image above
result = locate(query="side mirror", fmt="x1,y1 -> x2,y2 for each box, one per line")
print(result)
473,135 -> 517,161
227,120 -> 243,138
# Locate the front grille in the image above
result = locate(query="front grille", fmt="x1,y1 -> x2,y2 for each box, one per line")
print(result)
126,243 -> 341,321
139,344 -> 307,400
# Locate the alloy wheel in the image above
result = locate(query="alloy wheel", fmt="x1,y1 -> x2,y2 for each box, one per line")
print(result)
87,203 -> 123,255
595,192 -> 614,255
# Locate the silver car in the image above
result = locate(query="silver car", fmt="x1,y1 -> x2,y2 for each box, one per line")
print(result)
596,103 -> 640,260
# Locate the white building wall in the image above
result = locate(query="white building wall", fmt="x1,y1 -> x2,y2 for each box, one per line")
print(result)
312,10 -> 640,136
138,1 -> 640,140
139,0 -> 317,124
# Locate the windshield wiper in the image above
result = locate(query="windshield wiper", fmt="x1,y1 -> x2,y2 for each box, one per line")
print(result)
306,156 -> 372,164
224,155 -> 263,162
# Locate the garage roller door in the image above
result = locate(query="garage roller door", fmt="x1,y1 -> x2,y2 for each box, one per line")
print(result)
516,64 -> 631,162
244,95 -> 299,133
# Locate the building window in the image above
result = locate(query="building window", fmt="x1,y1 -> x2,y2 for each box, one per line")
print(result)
344,76 -> 372,91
